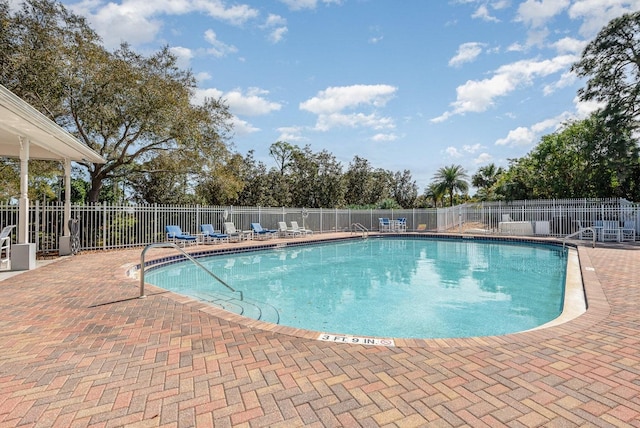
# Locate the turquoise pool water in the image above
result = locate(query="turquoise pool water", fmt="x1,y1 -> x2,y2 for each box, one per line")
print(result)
145,237 -> 567,339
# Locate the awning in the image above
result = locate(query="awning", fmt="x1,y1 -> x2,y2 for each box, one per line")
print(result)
0,84 -> 105,163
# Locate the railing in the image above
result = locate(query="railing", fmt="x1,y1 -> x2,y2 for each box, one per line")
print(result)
350,223 -> 368,237
139,242 -> 240,300
563,228 -> 596,249
0,198 -> 637,253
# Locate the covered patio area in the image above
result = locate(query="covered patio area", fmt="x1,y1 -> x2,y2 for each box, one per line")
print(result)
0,84 -> 104,270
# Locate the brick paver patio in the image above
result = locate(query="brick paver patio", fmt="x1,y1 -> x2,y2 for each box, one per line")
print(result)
1,234 -> 639,427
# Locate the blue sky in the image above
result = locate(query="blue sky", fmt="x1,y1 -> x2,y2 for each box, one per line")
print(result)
47,0 -> 640,191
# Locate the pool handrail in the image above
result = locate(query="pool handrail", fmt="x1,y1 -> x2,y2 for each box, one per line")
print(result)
139,242 -> 241,300
563,227 -> 595,249
351,223 -> 368,237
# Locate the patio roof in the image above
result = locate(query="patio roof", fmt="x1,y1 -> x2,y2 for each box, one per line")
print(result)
0,84 -> 105,163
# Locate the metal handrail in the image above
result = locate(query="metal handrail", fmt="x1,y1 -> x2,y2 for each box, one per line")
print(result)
563,227 -> 596,249
139,242 -> 241,299
351,223 -> 368,237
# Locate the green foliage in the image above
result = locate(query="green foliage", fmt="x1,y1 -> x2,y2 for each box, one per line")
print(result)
431,165 -> 469,207
572,11 -> 640,131
495,114 -> 639,200
1,0 -> 233,203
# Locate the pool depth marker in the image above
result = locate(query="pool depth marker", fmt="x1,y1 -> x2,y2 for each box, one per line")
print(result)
318,333 -> 395,347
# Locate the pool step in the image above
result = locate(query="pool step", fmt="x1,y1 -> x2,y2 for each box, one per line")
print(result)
185,290 -> 280,324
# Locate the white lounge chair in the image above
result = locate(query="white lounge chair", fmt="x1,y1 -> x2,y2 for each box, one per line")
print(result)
224,222 -> 248,242
289,221 -> 312,235
0,225 -> 15,269
278,221 -> 300,238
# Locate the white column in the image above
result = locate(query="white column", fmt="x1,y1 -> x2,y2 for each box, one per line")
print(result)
63,158 -> 71,236
18,137 -> 29,244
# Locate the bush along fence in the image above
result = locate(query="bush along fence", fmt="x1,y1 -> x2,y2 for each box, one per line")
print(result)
0,198 -> 637,254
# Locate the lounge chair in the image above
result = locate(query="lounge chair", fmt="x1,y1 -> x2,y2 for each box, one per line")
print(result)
278,221 -> 300,238
165,225 -> 197,246
0,225 -> 14,269
251,223 -> 277,240
224,222 -> 249,242
200,224 -> 229,244
289,221 -> 312,235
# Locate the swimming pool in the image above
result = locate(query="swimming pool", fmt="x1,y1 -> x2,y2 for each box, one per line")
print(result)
144,237 -> 571,339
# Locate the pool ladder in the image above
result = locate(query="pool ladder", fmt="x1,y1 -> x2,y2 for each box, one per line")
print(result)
139,242 -> 240,299
562,227 -> 596,249
351,223 -> 368,237
138,243 -> 281,324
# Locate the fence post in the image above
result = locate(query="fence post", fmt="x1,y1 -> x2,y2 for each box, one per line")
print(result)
103,202 -> 107,251
34,200 -> 40,252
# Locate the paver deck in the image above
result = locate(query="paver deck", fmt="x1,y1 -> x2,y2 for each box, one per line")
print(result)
1,233 -> 639,427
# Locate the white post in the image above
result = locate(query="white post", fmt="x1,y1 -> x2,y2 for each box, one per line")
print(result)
18,136 -> 29,244
64,159 -> 71,235
58,159 -> 73,255
13,137 -> 36,270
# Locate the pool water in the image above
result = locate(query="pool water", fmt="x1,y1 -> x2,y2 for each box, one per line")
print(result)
145,238 -> 567,339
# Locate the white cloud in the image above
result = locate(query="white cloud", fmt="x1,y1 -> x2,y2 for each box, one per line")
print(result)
474,153 -> 493,164
203,29 -> 238,57
569,0 -> 640,37
300,84 -> 397,115
432,54 -> 577,122
516,0 -> 570,28
66,0 -> 259,49
449,42 -> 485,67
463,143 -> 483,153
268,27 -> 288,43
552,37 -> 586,54
472,5 -> 500,22
231,117 -> 260,136
277,126 -> 306,142
314,113 -> 395,132
372,133 -> 398,142
543,70 -> 577,95
495,113 -> 569,147
278,0 -> 342,11
300,85 -> 397,132
169,46 -> 193,69
495,126 -> 536,147
445,147 -> 463,158
262,14 -> 288,43
192,86 -> 281,119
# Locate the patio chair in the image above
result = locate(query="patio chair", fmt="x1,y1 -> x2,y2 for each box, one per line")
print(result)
601,220 -> 621,242
278,221 -> 300,238
396,218 -> 407,232
224,222 -> 249,242
165,225 -> 197,246
620,221 -> 636,242
289,221 -> 313,235
251,223 -> 277,240
379,218 -> 391,232
0,225 -> 15,269
200,224 -> 229,244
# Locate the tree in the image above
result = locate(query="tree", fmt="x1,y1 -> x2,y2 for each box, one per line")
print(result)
391,170 -> 418,208
496,114 -> 639,200
431,165 -> 469,206
472,163 -> 504,201
572,11 -> 640,130
2,0 -> 233,203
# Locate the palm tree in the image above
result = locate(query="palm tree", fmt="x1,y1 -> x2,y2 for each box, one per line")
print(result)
432,164 -> 469,207
424,183 -> 445,207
